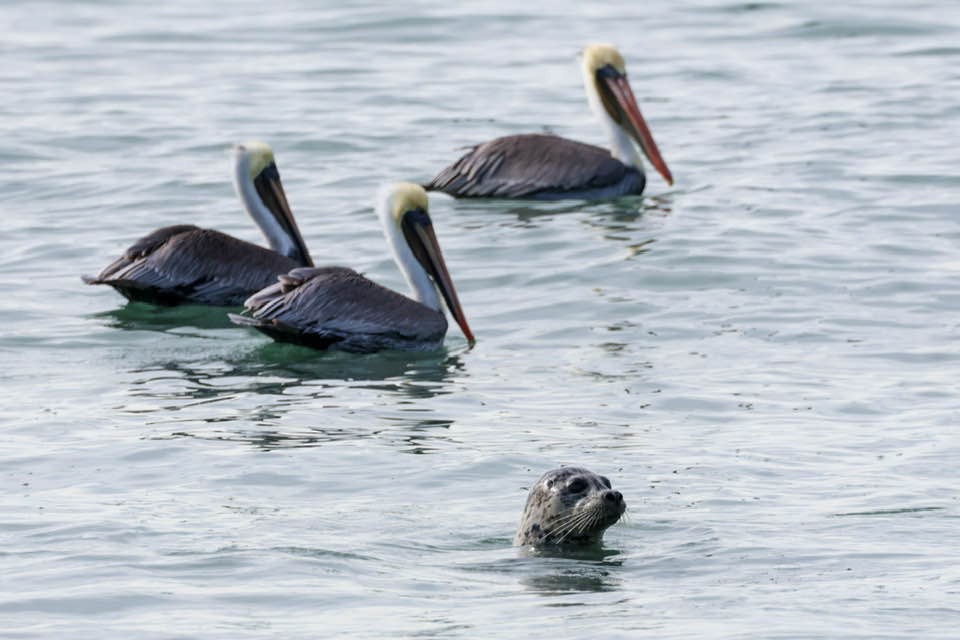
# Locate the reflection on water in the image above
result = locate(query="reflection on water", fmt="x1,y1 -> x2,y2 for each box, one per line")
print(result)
165,425 -> 377,450
126,342 -> 465,392
518,548 -> 625,596
93,301 -> 240,332
94,297 -> 468,394
161,415 -> 457,452
461,195 -> 669,267
449,192 -> 666,226
579,195 -> 671,257
121,343 -> 464,451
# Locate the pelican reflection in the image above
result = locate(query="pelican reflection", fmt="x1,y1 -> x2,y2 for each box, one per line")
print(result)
120,349 -> 465,451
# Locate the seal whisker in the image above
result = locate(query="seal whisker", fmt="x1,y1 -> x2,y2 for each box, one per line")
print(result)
553,510 -> 596,543
553,509 -> 592,532
583,509 -> 604,536
549,514 -> 585,542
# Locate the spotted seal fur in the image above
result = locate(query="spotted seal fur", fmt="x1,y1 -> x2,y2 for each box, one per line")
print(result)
514,467 -> 626,546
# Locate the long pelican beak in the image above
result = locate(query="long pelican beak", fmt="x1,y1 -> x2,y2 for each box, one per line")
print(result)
253,162 -> 313,266
401,208 -> 475,345
597,66 -> 673,186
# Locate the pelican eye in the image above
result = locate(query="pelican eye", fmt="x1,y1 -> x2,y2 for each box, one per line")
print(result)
594,65 -> 626,125
567,477 -> 588,494
400,206 -> 430,226
253,162 -> 282,205
257,161 -> 280,181
400,207 -> 431,244
400,207 -> 436,273
595,64 -> 623,80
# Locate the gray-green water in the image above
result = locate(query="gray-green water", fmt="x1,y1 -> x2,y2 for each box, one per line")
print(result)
3,1 -> 960,637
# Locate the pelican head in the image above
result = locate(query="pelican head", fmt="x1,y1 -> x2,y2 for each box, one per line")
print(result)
233,141 -> 313,266
378,183 -> 475,345
581,44 -> 673,186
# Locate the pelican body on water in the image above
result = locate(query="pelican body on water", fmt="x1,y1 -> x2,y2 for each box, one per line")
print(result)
84,142 -> 312,306
230,183 -> 474,353
426,44 -> 673,200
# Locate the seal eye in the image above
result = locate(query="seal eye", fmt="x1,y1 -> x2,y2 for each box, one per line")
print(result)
567,477 -> 588,493
600,476 -> 612,489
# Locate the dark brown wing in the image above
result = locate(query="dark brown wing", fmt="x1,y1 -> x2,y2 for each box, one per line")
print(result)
229,267 -> 448,353
84,226 -> 300,306
425,134 -> 643,199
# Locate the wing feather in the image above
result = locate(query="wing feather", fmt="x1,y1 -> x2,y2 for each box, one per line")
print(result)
425,134 -> 642,199
85,227 -> 300,306
232,267 -> 447,353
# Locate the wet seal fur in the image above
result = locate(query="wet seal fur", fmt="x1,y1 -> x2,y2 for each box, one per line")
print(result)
514,467 -> 626,546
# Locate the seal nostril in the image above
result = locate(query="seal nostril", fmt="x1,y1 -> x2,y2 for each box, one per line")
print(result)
604,490 -> 623,503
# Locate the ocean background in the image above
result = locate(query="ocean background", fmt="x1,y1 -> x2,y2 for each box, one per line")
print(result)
2,0 -> 959,637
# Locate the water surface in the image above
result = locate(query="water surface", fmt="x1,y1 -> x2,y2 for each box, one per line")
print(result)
2,1 -> 959,638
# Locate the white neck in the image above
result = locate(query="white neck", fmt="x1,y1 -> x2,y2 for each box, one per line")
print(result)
233,157 -> 299,259
581,71 -> 644,169
376,188 -> 441,310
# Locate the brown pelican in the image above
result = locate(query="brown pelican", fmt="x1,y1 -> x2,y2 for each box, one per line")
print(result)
229,183 -> 474,353
83,142 -> 312,306
426,44 -> 673,200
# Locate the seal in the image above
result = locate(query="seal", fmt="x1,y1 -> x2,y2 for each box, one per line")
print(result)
514,467 -> 626,546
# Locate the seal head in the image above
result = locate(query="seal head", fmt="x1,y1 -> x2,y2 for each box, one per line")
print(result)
514,467 -> 626,547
